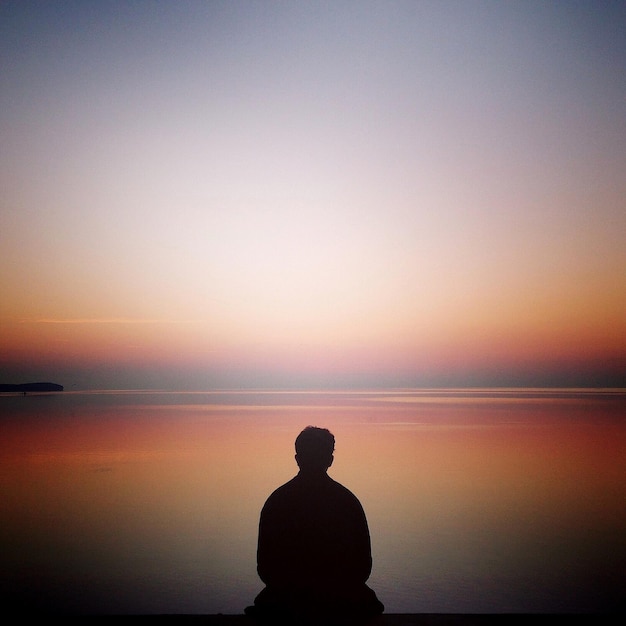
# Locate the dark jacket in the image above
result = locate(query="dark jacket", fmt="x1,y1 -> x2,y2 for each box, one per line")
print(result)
257,471 -> 373,592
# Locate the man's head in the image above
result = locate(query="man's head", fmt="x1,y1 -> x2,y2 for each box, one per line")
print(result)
295,426 -> 335,473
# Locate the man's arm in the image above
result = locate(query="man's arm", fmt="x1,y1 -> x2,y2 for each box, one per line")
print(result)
257,495 -> 292,586
352,499 -> 373,583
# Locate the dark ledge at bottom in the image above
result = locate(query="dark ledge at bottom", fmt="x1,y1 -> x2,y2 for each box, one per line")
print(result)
58,614 -> 623,625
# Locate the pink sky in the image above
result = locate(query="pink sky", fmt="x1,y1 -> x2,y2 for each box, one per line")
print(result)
1,1 -> 624,389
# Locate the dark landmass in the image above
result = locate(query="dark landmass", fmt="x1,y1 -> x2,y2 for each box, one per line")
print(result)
0,382 -> 63,392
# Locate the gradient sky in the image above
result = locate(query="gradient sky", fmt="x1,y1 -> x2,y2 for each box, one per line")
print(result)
1,0 -> 625,389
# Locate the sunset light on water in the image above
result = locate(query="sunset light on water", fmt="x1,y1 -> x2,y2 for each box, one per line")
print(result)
1,390 -> 625,614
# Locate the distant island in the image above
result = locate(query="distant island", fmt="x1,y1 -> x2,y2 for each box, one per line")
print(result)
0,382 -> 64,392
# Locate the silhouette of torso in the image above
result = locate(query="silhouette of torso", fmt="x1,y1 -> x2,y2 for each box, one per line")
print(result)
257,471 -> 372,594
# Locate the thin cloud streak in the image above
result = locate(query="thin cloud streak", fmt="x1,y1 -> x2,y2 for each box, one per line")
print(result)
22,318 -> 205,325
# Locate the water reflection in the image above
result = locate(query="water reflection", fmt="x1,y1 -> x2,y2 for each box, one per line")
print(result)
0,390 -> 624,614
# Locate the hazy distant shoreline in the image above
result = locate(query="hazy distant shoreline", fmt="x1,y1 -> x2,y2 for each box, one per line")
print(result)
0,382 -> 63,392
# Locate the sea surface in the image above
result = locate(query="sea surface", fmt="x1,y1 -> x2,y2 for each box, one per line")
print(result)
1,388 -> 624,615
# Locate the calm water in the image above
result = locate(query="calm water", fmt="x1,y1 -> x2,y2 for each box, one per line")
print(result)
1,389 -> 624,614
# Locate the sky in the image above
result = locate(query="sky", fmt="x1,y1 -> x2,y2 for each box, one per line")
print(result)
1,0 -> 625,390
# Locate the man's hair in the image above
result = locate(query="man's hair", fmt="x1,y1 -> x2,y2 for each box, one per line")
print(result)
295,426 -> 335,470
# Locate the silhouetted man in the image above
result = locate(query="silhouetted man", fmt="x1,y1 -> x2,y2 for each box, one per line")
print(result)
246,426 -> 384,623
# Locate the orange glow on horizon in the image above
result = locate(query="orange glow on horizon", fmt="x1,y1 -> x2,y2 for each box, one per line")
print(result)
2,307 -> 624,388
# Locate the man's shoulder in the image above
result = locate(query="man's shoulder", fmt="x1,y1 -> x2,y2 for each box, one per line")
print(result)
326,476 -> 363,503
262,475 -> 299,505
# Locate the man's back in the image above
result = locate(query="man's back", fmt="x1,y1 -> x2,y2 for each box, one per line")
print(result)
257,471 -> 372,590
